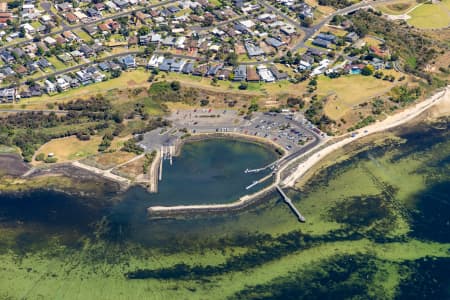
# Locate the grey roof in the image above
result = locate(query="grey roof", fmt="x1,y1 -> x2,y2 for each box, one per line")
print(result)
233,65 -> 246,81
316,33 -> 336,42
182,62 -> 194,74
265,37 -> 284,48
159,58 -> 174,71
312,38 -> 331,48
170,59 -> 186,71
245,42 -> 265,57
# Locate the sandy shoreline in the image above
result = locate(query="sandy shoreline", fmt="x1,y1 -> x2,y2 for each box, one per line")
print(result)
148,85 -> 450,216
282,86 -> 450,187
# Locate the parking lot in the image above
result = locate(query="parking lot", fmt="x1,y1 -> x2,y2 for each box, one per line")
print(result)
140,109 -> 324,154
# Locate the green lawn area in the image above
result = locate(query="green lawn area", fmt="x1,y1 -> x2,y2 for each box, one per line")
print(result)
74,29 -> 93,42
19,70 -> 152,108
209,0 -> 221,6
407,2 -> 450,29
34,135 -> 102,163
47,56 -> 68,71
376,0 -> 417,15
444,0 -> 450,9
31,21 -> 42,29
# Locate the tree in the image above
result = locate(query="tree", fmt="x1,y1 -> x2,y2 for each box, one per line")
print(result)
302,17 -> 313,27
138,26 -> 150,36
225,53 -> 238,66
170,81 -> 181,91
111,69 -> 122,78
361,64 -> 375,76
238,82 -> 248,90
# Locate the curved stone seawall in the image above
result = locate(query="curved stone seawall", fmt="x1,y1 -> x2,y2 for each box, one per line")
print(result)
148,184 -> 278,219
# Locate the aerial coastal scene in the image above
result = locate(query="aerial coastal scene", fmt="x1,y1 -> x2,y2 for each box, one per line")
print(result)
0,0 -> 449,298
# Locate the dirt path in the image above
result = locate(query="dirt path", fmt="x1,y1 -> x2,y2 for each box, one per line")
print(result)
72,161 -> 131,185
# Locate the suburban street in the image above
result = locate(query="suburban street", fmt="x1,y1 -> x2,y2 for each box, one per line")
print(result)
0,0 -> 178,52
0,0 -> 406,97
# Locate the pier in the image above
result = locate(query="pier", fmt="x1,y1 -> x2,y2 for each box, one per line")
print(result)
159,146 -> 164,181
245,161 -> 278,174
276,185 -> 306,222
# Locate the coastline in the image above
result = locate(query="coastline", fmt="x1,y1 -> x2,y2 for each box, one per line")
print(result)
0,86 -> 448,217
282,86 -> 449,187
177,132 -> 286,157
147,85 -> 450,218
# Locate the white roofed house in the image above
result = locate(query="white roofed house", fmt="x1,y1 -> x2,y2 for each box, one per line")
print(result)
257,65 -> 275,82
175,36 -> 186,49
147,54 -> 164,69
45,80 -> 57,93
0,88 -> 16,103
43,36 -> 57,46
21,23 -> 35,35
56,77 -> 70,91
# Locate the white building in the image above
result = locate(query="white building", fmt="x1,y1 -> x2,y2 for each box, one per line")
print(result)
56,77 -> 70,91
147,55 -> 164,68
257,65 -> 275,82
45,80 -> 57,93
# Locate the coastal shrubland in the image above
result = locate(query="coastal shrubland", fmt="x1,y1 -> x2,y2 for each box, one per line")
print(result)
349,10 -> 443,78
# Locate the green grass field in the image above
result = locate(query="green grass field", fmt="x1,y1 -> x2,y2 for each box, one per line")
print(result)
377,0 -> 417,14
319,74 -> 397,120
407,2 -> 450,29
47,56 -> 68,71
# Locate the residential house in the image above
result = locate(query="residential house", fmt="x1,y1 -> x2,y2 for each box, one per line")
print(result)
0,50 -> 15,64
112,0 -> 129,9
245,41 -> 265,57
233,65 -> 246,81
57,3 -> 73,12
316,33 -> 336,43
56,77 -> 70,91
181,62 -> 194,74
170,59 -> 186,72
86,8 -> 101,18
45,80 -> 57,93
80,44 -> 94,57
158,58 -> 174,71
312,38 -> 331,49
265,37 -> 285,49
246,66 -> 260,82
298,3 -> 313,19
257,65 -> 275,82
65,12 -> 79,24
0,88 -> 16,102
37,58 -> 52,69
269,66 -> 288,80
43,36 -> 57,46
206,64 -> 222,77
147,55 -> 164,68
119,55 -> 136,69
76,70 -> 92,85
83,25 -> 98,36
345,32 -> 359,43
